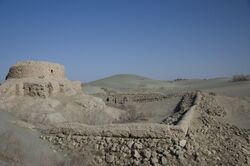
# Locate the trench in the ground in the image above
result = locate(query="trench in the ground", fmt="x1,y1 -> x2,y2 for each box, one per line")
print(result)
92,92 -> 196,124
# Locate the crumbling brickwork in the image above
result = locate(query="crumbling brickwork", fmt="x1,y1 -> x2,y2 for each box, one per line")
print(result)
5,61 -> 65,80
0,61 -> 82,98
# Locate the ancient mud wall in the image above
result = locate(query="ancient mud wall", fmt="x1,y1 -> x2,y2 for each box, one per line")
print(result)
3,79 -> 82,98
42,92 -> 202,165
0,61 -> 82,98
95,93 -> 181,105
6,61 -> 65,80
44,92 -> 201,139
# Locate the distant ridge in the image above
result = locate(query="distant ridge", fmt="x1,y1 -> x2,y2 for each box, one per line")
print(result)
90,74 -> 152,83
87,74 -> 176,90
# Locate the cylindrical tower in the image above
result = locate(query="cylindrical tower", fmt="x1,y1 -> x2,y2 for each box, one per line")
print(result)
6,61 -> 65,80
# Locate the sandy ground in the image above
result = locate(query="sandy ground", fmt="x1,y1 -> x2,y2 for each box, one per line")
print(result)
215,95 -> 250,129
86,74 -> 250,129
134,97 -> 181,123
0,110 -> 64,166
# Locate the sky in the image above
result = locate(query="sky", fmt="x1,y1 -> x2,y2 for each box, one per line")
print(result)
0,0 -> 250,82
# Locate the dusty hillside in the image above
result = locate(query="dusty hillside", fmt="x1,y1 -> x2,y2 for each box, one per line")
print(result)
87,74 -> 180,92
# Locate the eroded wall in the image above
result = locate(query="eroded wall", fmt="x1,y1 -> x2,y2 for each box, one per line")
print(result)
0,61 -> 82,98
6,61 -> 65,80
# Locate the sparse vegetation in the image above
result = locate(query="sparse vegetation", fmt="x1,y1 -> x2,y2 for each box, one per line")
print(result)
232,74 -> 250,82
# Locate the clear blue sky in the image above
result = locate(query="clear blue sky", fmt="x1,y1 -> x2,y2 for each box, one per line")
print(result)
0,0 -> 250,82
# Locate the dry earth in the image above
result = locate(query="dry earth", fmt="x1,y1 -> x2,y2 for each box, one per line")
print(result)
0,64 -> 249,166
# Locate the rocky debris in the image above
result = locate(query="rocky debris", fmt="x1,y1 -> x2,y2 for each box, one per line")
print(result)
106,154 -> 115,163
179,139 -> 187,148
41,92 -> 250,165
179,93 -> 250,165
160,156 -> 167,165
142,148 -> 151,159
132,150 -> 141,158
162,92 -> 196,125
42,133 -> 186,166
199,93 -> 226,117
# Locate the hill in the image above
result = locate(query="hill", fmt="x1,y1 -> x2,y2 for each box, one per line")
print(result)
87,74 -> 179,91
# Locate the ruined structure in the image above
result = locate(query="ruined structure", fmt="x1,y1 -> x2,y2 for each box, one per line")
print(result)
0,61 -> 247,166
5,61 -> 65,79
0,61 -> 122,126
95,92 -> 182,106
1,61 -> 81,98
0,60 -> 200,135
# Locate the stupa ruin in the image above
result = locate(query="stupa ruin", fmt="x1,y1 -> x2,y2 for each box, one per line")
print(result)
1,61 -> 82,98
0,61 -> 122,125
